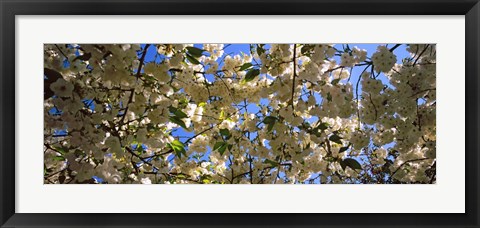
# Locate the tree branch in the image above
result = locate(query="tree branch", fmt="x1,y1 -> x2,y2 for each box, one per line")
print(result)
119,44 -> 151,125
289,44 -> 297,111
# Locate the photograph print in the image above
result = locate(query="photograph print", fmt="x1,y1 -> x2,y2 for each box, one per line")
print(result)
43,43 -> 436,184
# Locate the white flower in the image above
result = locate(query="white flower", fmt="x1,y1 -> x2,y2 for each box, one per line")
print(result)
352,46 -> 367,62
160,85 -> 174,97
193,106 -> 204,122
340,52 -> 355,67
219,120 -> 235,130
141,177 -> 152,184
105,136 -> 123,157
371,147 -> 387,165
169,54 -> 183,68
372,46 -> 397,73
50,78 -> 74,98
136,128 -> 148,142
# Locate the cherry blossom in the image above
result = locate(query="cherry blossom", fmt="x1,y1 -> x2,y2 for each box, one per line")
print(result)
44,43 -> 436,184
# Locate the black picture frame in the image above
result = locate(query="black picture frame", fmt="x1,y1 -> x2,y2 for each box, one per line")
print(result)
1,0 -> 479,227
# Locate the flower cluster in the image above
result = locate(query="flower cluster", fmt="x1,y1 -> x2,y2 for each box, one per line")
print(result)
372,46 -> 397,73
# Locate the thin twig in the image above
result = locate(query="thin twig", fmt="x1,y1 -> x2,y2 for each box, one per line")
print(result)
119,44 -> 151,125
289,44 -> 297,111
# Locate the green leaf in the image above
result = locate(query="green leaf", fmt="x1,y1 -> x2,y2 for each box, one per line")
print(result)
256,44 -> 265,56
213,141 -> 228,155
267,122 -> 275,132
219,128 -> 231,138
339,160 -> 347,171
244,68 -> 260,82
186,46 -> 205,58
74,149 -> 83,157
263,159 -> 279,167
301,45 -> 313,56
144,75 -> 157,82
52,156 -> 66,161
213,142 -> 223,151
317,122 -> 329,131
169,106 -> 188,119
219,109 -> 226,120
339,146 -> 349,153
238,62 -> 253,71
179,97 -> 189,105
136,144 -> 144,154
263,116 -> 277,132
331,78 -> 341,85
169,116 -> 187,129
186,53 -> 200,65
170,140 -> 185,149
326,92 -> 332,102
329,134 -> 343,144
168,140 -> 186,158
263,116 -> 277,124
343,158 -> 362,170
52,146 -> 67,155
